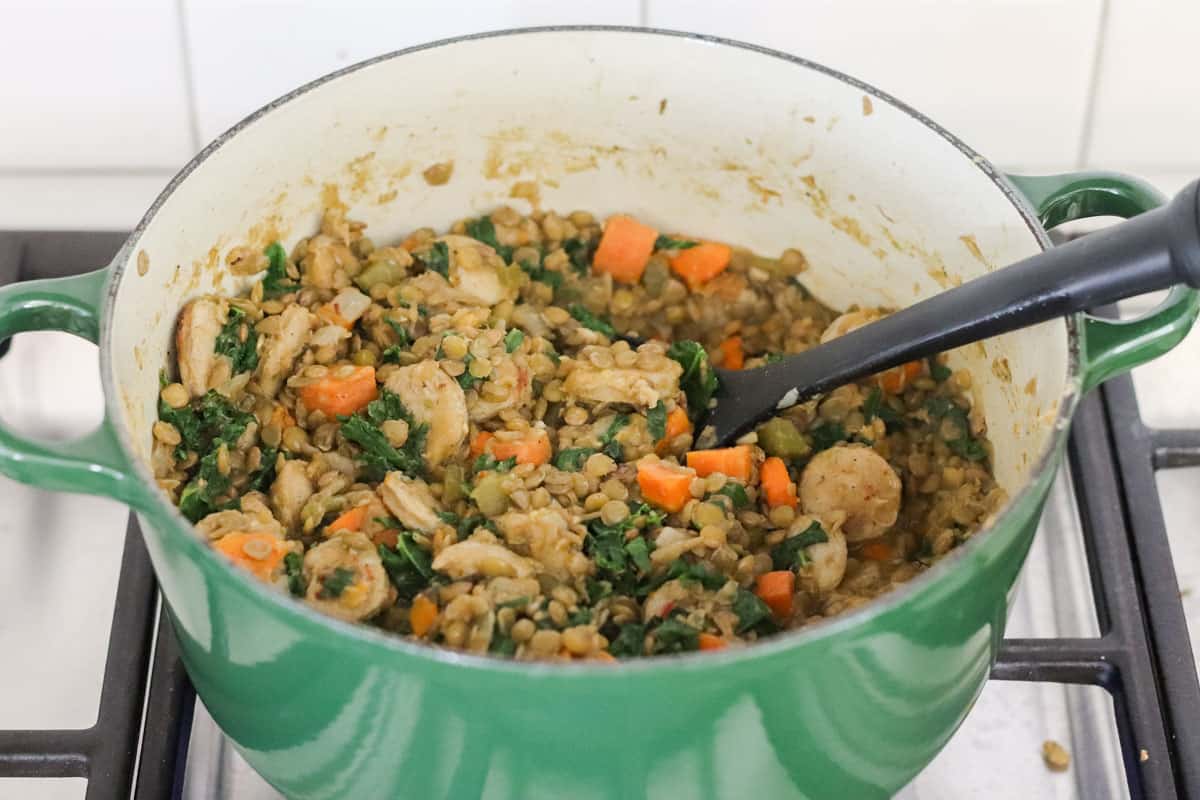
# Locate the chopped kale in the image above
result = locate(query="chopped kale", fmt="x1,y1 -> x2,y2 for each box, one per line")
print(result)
473,452 -> 517,474
496,595 -> 531,610
770,520 -> 829,570
317,567 -> 356,599
653,235 -> 698,251
599,414 -> 629,461
660,558 -> 726,591
504,328 -> 525,353
415,241 -> 451,279
339,388 -> 427,480
177,448 -> 232,522
244,446 -> 278,494
385,318 -> 411,348
862,387 -> 906,432
650,616 -> 700,654
464,216 -> 514,262
435,511 -> 498,539
764,352 -> 786,364
519,259 -> 564,290
566,607 -> 594,627
455,352 -> 485,392
646,400 -> 667,442
568,304 -> 617,338
377,531 -> 435,601
928,357 -> 952,382
625,536 -> 653,574
925,396 -> 988,462
586,577 -> 613,604
284,552 -> 305,597
553,447 -> 595,472
714,482 -> 750,509
608,622 -> 646,657
809,421 -> 847,452
733,588 -> 776,634
489,633 -> 517,656
261,242 -> 298,298
562,237 -> 597,275
213,306 -> 259,374
381,345 -> 405,364
667,340 -> 720,418
168,390 -> 256,521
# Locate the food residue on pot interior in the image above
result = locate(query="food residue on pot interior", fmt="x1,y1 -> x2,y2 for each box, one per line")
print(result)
862,96 -> 873,116
422,160 -> 454,186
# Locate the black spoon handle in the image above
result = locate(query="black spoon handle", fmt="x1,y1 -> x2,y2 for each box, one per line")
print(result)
707,179 -> 1200,444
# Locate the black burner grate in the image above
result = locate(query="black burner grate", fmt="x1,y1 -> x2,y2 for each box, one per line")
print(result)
0,231 -> 1197,798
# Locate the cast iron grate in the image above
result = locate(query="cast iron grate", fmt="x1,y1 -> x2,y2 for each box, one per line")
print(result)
0,231 -> 1197,798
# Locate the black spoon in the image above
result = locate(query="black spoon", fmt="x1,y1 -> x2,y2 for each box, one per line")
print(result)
699,178 -> 1200,447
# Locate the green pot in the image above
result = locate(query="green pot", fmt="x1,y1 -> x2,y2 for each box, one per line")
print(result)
0,29 -> 1195,799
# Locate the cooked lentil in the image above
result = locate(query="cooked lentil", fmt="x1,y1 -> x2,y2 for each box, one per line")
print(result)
156,202 -> 1005,662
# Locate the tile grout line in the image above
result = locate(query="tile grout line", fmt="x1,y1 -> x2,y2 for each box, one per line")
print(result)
1075,0 -> 1110,170
175,0 -> 204,154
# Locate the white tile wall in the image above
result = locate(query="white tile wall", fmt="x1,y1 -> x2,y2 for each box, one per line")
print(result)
1086,0 -> 1200,172
2,0 -> 1195,230
0,0 -> 195,170
183,0 -> 641,143
645,0 -> 1104,172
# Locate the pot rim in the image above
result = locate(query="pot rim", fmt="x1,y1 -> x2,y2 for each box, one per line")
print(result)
100,25 -> 1079,675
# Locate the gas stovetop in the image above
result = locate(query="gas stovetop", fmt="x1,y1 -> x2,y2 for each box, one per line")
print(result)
0,231 -> 1197,800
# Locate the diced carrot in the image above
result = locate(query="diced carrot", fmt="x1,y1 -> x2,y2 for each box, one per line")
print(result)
860,541 -> 894,562
470,430 -> 494,457
698,633 -> 727,651
637,458 -> 697,513
316,303 -> 353,329
879,360 -> 923,394
759,457 -> 798,508
755,570 -> 795,619
669,241 -> 733,289
719,335 -> 745,370
593,215 -> 659,283
686,445 -> 753,482
410,595 -> 438,637
213,532 -> 291,583
400,234 -> 422,251
485,430 -> 552,466
327,505 -> 369,534
656,407 -> 692,453
298,365 -> 378,417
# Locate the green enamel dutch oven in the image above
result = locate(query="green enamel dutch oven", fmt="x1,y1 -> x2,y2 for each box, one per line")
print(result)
0,28 -> 1195,799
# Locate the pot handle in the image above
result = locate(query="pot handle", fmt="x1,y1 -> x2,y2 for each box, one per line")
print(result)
0,268 -> 151,510
1008,171 -> 1200,392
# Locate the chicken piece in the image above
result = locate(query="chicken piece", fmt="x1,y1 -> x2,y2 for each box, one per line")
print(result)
256,303 -> 313,396
175,297 -> 225,398
270,459 -> 313,531
649,527 -> 706,566
303,532 -> 394,622
301,233 -> 358,290
799,446 -> 901,541
642,578 -> 695,622
468,358 -> 532,422
384,360 -> 468,466
379,472 -> 442,533
438,234 -> 516,307
789,513 -> 849,594
495,507 -> 589,580
563,349 -> 682,407
819,308 -> 885,344
328,287 -> 372,326
196,493 -> 283,541
432,539 -> 537,580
